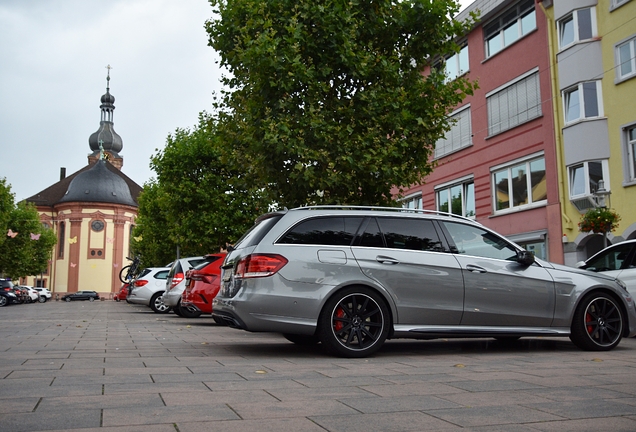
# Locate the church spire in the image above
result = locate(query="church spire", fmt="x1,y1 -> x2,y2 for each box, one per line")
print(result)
88,65 -> 123,168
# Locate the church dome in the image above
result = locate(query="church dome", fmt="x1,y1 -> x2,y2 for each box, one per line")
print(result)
88,69 -> 123,156
58,160 -> 136,206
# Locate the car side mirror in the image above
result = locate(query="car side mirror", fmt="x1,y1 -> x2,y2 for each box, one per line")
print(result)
575,261 -> 586,269
517,250 -> 535,266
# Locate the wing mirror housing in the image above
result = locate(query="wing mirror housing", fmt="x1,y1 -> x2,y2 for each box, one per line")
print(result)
517,250 -> 535,266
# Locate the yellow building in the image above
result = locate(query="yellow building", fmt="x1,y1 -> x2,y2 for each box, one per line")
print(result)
23,74 -> 142,296
543,0 -> 636,265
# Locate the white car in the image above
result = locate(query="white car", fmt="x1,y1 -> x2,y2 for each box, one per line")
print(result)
162,256 -> 210,316
35,288 -> 52,301
577,239 -> 636,295
127,267 -> 171,313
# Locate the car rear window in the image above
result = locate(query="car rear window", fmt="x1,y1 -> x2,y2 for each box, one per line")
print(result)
137,268 -> 152,278
278,217 -> 363,246
193,255 -> 222,270
234,214 -> 284,248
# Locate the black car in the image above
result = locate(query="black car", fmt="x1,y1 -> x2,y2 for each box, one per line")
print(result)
62,291 -> 100,302
0,279 -> 18,307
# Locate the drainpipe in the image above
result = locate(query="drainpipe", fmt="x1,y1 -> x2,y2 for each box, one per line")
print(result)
538,1 -> 573,239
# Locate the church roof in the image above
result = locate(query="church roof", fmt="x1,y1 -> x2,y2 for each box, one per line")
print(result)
26,161 -> 142,208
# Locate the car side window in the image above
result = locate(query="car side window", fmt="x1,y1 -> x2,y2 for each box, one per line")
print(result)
442,221 -> 518,261
155,271 -> 169,279
359,218 -> 384,247
585,243 -> 634,271
278,217 -> 363,246
376,218 -> 444,252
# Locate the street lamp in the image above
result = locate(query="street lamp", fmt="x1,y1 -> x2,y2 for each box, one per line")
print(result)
593,179 -> 612,247
593,179 -> 611,209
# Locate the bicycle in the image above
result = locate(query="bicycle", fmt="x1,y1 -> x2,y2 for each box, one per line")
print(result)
119,255 -> 142,283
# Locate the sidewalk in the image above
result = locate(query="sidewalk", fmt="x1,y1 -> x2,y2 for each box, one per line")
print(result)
1,300 -> 636,431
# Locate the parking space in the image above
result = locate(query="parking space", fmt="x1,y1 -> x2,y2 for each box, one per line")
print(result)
1,301 -> 636,431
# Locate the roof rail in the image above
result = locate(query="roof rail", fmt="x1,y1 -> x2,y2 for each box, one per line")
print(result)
290,205 -> 476,223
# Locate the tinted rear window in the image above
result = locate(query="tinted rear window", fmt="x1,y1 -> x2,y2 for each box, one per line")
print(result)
234,214 -> 284,248
278,217 -> 363,246
193,256 -> 222,270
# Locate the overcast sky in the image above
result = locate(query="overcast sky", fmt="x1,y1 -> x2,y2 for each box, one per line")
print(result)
0,0 -> 473,203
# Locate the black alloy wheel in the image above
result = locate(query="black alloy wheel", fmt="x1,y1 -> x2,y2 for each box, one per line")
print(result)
318,287 -> 390,358
570,293 -> 624,351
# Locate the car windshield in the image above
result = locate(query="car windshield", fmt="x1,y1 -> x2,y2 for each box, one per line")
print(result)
586,243 -> 635,271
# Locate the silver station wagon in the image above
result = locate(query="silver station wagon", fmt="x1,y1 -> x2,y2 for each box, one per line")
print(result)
213,206 -> 636,357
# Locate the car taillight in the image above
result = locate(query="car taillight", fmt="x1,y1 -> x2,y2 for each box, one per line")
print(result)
169,273 -> 184,289
134,280 -> 149,287
235,254 -> 288,278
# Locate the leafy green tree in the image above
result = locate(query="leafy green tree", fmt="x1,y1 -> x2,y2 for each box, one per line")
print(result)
132,114 -> 272,266
0,179 -> 57,279
207,0 -> 477,207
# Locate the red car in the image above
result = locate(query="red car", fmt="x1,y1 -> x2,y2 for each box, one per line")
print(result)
180,253 -> 226,318
114,283 -> 130,302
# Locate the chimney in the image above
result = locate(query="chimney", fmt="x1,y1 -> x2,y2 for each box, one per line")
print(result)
60,167 -> 66,181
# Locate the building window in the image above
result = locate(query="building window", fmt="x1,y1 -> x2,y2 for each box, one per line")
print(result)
91,220 -> 104,232
616,36 -> 636,81
611,0 -> 631,11
627,127 -> 636,182
563,81 -> 602,124
439,45 -> 469,82
484,0 -> 536,58
435,106 -> 472,158
436,179 -> 475,217
401,194 -> 422,210
58,222 -> 65,259
492,155 -> 546,213
487,69 -> 541,136
569,160 -> 608,198
558,7 -> 597,50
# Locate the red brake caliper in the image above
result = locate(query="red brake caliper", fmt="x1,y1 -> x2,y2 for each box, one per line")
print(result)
334,307 -> 345,332
586,312 -> 593,335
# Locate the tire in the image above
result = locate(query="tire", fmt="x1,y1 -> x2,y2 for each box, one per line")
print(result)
318,287 -> 390,358
119,265 -> 132,283
179,305 -> 202,318
172,300 -> 183,316
150,293 -> 171,314
65,297 -> 71,302
283,333 -> 320,345
115,297 -> 120,302
89,297 -> 95,302
38,296 -> 47,303
570,293 -> 624,351
0,296 -> 7,307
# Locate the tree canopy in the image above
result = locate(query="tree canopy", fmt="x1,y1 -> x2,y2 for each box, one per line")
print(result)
0,178 -> 57,279
132,114 -> 271,267
206,0 -> 476,207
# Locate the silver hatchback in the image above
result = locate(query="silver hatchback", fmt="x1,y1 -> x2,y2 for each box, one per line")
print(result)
213,206 -> 636,357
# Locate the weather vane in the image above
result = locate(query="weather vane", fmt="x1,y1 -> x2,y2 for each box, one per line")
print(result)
106,64 -> 112,89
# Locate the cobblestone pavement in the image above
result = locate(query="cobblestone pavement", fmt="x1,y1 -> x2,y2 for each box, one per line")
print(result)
1,300 -> 636,432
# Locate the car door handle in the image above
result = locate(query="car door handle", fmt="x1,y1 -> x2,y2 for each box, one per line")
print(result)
376,256 -> 399,265
466,264 -> 487,273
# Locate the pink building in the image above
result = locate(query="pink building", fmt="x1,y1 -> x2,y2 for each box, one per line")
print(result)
400,0 -> 564,263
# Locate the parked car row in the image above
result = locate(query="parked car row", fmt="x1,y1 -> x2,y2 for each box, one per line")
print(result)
123,254 -> 226,318
112,206 -> 636,358
0,279 -> 51,307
